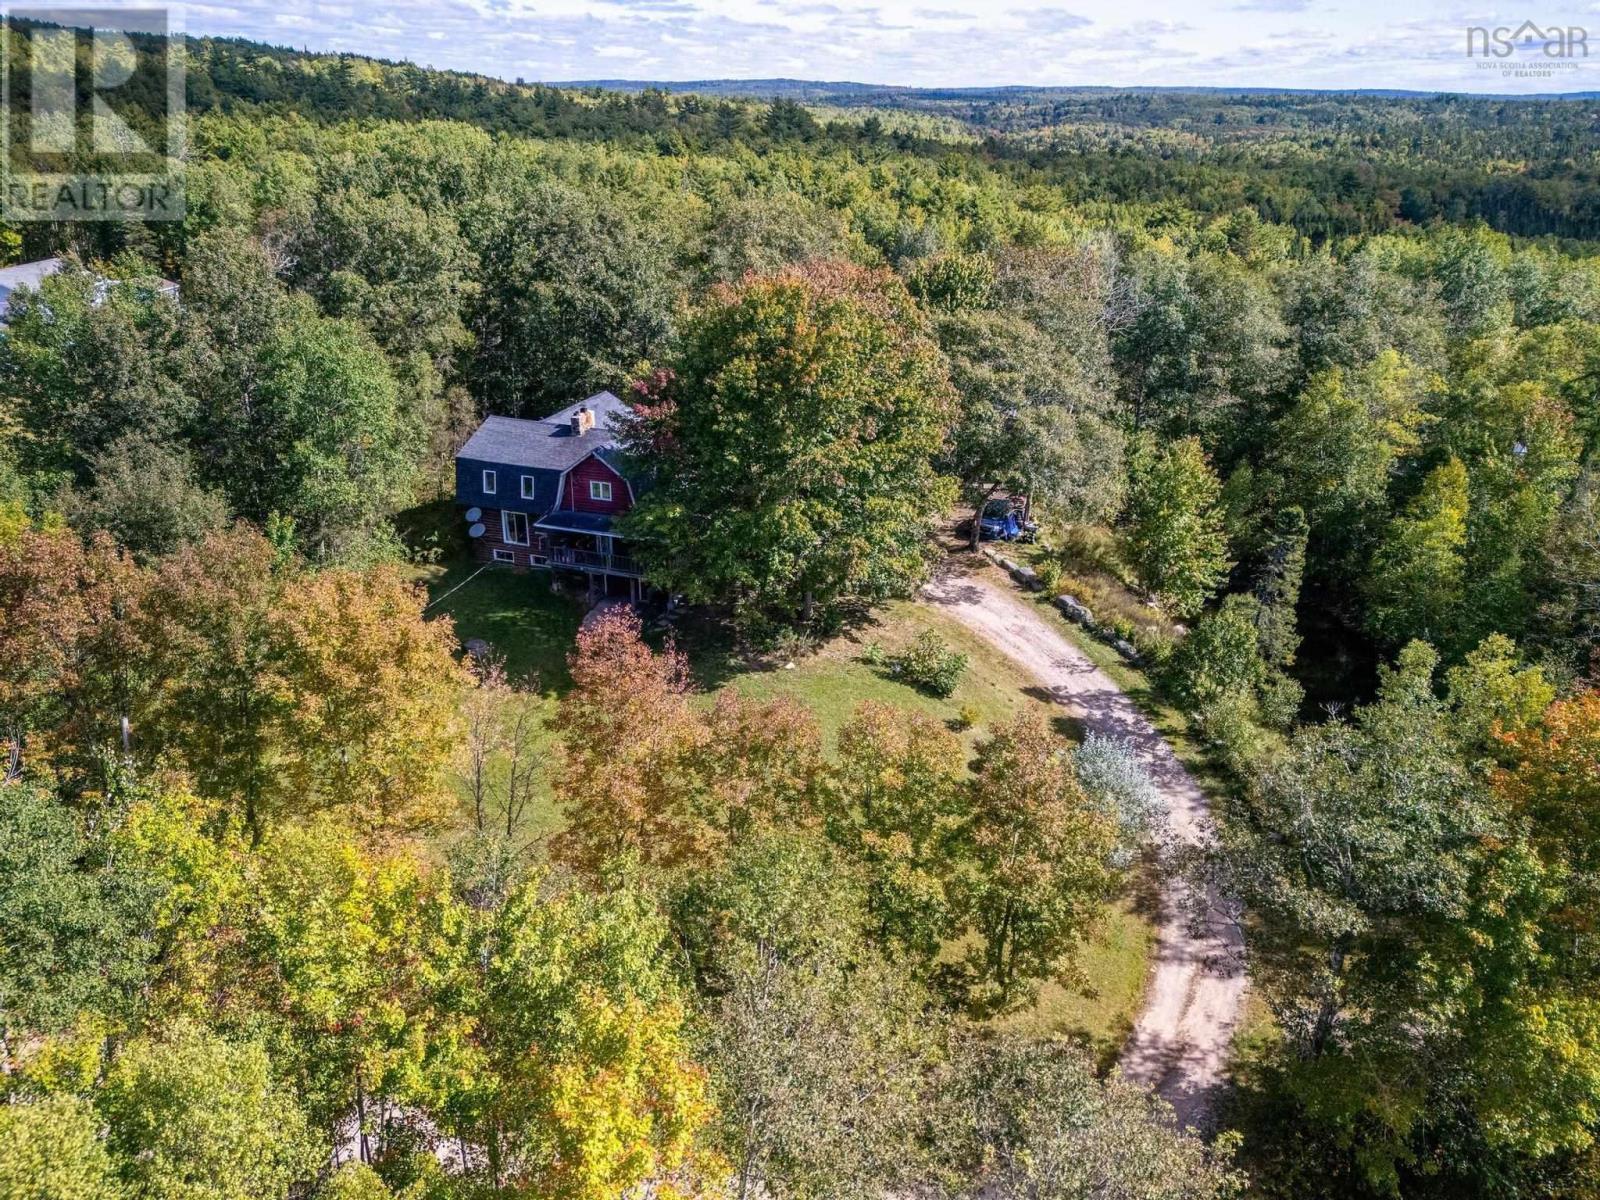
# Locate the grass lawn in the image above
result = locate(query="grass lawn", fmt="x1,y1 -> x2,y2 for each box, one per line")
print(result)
697,597 -> 1065,753
416,554 -> 1157,1054
414,559 -> 585,691
993,889 -> 1158,1070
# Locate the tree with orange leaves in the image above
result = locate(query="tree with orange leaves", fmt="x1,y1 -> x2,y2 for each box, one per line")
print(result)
550,607 -> 707,875
269,564 -> 468,834
1496,691 -> 1600,967
0,524 -> 143,786
552,609 -> 827,877
132,527 -> 466,840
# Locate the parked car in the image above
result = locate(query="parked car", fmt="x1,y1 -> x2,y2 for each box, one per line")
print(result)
966,497 -> 1038,543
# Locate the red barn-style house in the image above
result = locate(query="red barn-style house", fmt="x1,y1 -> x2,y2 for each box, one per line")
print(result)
455,392 -> 650,601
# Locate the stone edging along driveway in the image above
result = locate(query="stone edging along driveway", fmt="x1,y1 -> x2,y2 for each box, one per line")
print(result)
922,562 -> 1246,1131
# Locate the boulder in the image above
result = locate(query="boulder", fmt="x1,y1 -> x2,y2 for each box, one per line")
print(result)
1055,594 -> 1094,626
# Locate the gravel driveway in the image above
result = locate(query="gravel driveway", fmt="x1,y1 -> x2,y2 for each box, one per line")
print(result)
923,563 -> 1246,1131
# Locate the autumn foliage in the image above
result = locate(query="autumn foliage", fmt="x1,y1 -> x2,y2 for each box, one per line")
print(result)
552,608 -> 826,876
0,523 -> 467,838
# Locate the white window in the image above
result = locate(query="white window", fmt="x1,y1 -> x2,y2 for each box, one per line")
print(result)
589,479 -> 613,502
491,549 -> 514,563
482,469 -> 497,494
501,510 -> 529,546
530,553 -> 548,567
521,475 -> 536,500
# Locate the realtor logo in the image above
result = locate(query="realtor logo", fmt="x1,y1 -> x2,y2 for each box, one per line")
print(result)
0,7 -> 185,221
1466,20 -> 1589,59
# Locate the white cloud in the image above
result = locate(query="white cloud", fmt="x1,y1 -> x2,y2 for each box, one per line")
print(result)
71,0 -> 1600,93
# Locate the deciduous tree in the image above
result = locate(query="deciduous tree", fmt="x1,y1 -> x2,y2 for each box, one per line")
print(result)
624,262 -> 957,628
959,716 -> 1118,1010
1122,436 -> 1231,619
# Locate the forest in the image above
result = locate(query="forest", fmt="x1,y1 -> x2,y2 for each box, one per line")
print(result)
4,18 -> 1600,1200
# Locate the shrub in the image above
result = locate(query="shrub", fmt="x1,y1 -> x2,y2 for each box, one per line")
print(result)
1195,690 -> 1278,778
891,630 -> 968,698
1034,558 -> 1063,593
765,625 -> 821,663
956,703 -> 983,730
1130,625 -> 1176,668
1074,733 -> 1162,867
1165,595 -> 1265,711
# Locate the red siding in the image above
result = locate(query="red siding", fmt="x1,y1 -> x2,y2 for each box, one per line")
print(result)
470,507 -> 548,569
559,454 -> 631,515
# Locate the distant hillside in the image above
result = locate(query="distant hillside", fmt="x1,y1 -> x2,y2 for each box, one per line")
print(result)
559,78 -> 1600,103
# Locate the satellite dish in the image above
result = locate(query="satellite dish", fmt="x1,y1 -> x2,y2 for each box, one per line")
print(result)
464,506 -> 482,523
468,522 -> 487,539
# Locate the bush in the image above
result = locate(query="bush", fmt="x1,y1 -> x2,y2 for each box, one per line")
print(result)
1130,625 -> 1176,668
1074,733 -> 1162,867
1034,557 -> 1063,593
890,630 -> 968,698
956,703 -> 983,730
764,625 -> 821,663
1194,690 -> 1278,778
1165,595 -> 1265,711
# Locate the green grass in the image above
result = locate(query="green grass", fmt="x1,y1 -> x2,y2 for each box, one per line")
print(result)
414,560 -> 585,691
696,598 -> 1065,752
993,890 -> 1159,1069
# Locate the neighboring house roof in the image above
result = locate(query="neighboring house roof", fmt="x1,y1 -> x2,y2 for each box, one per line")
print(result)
0,257 -> 64,310
0,256 -> 180,324
456,391 -> 633,474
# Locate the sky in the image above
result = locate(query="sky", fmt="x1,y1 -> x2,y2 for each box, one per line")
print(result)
150,0 -> 1600,93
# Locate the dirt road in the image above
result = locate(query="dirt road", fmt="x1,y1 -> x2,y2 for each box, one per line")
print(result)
923,564 -> 1246,1131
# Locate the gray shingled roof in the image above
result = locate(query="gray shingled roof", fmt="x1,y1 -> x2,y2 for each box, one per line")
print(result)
456,391 -> 631,472
0,257 -> 180,325
0,257 -> 64,309
534,510 -> 616,535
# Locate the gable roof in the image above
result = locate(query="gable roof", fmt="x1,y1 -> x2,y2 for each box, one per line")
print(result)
0,257 -> 181,326
456,391 -> 632,474
0,257 -> 64,310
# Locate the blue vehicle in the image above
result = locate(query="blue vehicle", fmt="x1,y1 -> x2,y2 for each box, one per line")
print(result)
970,497 -> 1038,543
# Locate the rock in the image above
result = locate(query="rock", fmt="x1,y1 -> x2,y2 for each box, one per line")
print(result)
464,638 -> 490,659
1011,564 -> 1040,589
1111,637 -> 1140,663
1055,594 -> 1094,626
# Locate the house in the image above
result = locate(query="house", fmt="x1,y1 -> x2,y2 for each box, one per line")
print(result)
0,256 -> 180,326
455,391 -> 651,601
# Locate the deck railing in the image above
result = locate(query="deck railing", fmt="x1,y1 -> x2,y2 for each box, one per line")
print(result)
550,547 -> 642,576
